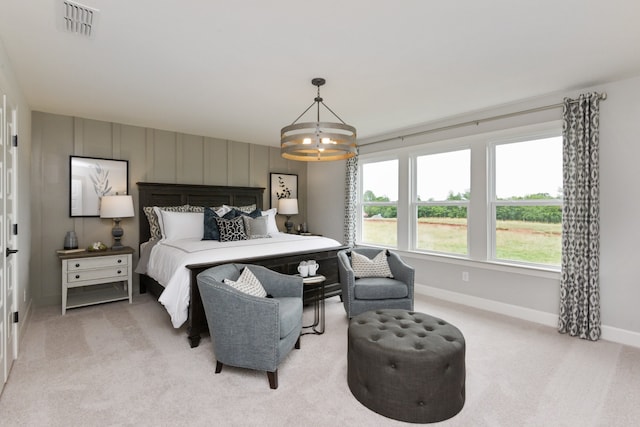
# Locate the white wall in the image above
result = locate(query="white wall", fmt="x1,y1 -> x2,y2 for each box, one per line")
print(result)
308,75 -> 640,346
0,38 -> 32,338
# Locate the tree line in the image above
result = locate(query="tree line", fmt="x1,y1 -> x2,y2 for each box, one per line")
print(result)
363,190 -> 562,223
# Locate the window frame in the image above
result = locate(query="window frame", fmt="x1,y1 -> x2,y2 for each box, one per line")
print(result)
488,133 -> 563,267
355,121 -> 562,273
412,147 -> 471,256
358,156 -> 400,248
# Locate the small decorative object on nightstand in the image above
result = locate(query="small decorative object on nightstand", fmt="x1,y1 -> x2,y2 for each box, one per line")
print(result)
58,246 -> 134,314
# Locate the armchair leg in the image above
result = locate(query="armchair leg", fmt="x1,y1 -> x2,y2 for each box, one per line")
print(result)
267,370 -> 278,389
215,361 -> 223,373
295,335 -> 301,349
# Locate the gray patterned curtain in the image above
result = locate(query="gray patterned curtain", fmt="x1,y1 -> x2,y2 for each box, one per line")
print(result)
344,156 -> 358,246
558,92 -> 602,341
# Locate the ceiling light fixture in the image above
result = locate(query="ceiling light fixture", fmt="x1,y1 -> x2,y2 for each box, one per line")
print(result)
281,78 -> 357,162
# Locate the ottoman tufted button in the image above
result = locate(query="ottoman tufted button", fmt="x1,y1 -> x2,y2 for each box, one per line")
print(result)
348,309 -> 466,423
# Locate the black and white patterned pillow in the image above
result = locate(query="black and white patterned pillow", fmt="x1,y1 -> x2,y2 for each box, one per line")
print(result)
351,250 -> 394,278
215,216 -> 248,242
223,267 -> 267,297
223,204 -> 257,214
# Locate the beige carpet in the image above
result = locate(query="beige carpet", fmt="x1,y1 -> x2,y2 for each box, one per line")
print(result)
1,293 -> 639,426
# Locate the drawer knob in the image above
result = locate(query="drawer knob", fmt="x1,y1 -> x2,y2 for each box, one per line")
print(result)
75,263 -> 80,268
75,274 -> 80,279
117,259 -> 122,264
117,270 -> 122,274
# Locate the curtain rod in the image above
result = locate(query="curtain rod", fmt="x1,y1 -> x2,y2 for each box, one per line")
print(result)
361,92 -> 607,147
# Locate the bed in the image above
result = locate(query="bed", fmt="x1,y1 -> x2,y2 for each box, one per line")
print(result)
137,182 -> 348,347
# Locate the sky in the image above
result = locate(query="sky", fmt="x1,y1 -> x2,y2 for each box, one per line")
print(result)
362,136 -> 563,201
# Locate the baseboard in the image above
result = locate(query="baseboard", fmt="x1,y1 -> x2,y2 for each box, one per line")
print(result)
415,283 -> 640,349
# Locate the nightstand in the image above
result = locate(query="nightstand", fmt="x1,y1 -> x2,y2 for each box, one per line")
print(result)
58,246 -> 134,314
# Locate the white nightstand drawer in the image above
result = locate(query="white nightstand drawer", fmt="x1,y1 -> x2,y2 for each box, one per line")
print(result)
67,255 -> 129,271
67,266 -> 129,284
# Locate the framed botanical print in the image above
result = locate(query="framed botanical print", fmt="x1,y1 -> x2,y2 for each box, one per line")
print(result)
270,173 -> 298,208
70,156 -> 129,217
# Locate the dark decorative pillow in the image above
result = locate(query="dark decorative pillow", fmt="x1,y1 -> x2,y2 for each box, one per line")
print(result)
215,216 -> 248,242
203,207 -> 237,240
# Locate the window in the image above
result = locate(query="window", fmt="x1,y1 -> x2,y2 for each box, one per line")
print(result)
356,123 -> 562,271
360,159 -> 398,247
492,136 -> 562,266
415,149 -> 470,255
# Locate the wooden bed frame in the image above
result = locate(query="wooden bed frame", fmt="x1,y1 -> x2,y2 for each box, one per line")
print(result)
137,182 -> 348,348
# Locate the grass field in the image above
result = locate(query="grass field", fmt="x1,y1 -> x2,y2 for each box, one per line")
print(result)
362,217 -> 561,265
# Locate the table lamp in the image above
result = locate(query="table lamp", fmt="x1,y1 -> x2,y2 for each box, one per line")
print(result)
100,195 -> 134,250
278,198 -> 298,233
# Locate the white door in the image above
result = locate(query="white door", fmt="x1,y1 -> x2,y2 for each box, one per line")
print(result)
1,92 -> 18,390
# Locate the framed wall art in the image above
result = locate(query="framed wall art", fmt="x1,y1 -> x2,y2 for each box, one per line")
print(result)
69,156 -> 129,217
270,173 -> 298,208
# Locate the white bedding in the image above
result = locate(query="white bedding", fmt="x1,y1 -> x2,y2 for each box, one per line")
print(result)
146,233 -> 342,327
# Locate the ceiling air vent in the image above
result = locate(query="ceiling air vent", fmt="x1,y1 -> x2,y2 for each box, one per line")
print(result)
57,0 -> 99,37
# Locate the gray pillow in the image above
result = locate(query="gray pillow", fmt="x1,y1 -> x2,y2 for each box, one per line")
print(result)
242,215 -> 271,239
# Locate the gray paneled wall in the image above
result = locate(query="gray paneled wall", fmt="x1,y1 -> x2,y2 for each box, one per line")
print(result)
31,111 -> 307,306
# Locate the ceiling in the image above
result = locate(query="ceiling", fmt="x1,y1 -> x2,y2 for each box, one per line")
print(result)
1,0 -> 639,147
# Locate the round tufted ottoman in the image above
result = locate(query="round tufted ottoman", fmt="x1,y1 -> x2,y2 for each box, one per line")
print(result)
347,309 -> 465,423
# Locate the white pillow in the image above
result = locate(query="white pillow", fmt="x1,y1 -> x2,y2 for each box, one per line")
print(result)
351,250 -> 394,278
159,210 -> 204,241
262,208 -> 279,235
223,267 -> 267,297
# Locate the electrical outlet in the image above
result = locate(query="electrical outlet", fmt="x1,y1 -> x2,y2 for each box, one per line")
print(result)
462,271 -> 469,282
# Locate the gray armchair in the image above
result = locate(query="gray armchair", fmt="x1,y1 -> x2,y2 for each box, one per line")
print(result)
338,248 -> 415,318
196,263 -> 303,389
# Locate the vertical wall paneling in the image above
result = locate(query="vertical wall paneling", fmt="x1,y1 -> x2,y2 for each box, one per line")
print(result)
152,130 -> 177,182
177,134 -> 204,184
145,128 -> 155,181
230,140 -> 250,186
203,137 -> 228,184
30,111 -> 309,305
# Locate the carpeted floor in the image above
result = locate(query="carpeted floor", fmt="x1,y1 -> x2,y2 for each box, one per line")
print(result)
1,293 -> 639,426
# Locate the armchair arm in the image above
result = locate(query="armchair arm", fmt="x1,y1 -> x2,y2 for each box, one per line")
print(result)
337,250 -> 356,300
387,252 -> 415,296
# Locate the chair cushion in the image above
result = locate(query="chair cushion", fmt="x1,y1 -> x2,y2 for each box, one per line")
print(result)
351,250 -> 394,278
277,297 -> 302,338
353,277 -> 408,300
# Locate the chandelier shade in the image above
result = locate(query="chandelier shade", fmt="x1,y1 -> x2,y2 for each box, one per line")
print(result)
281,78 -> 357,162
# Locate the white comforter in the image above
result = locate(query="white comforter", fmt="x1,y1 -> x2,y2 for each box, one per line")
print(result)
146,233 -> 342,327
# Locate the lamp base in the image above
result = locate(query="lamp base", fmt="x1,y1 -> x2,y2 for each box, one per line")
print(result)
111,219 -> 124,250
284,216 -> 294,234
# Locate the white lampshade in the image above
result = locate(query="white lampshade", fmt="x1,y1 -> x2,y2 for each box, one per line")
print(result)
278,198 -> 299,215
100,195 -> 134,219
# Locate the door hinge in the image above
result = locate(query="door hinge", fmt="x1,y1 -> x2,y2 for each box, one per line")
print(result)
12,135 -> 18,147
13,312 -> 19,323
12,224 -> 18,235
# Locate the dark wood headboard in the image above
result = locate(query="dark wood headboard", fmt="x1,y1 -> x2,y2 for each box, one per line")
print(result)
137,182 -> 265,243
